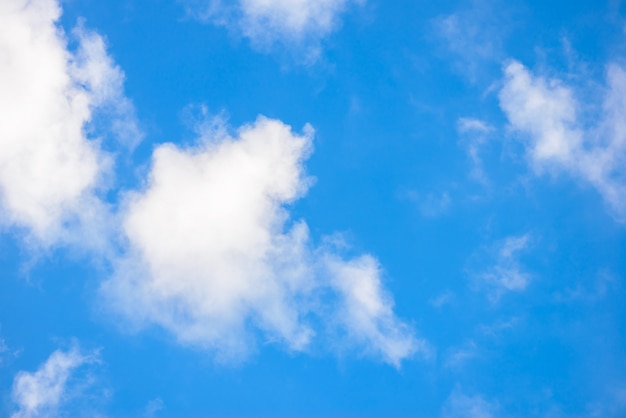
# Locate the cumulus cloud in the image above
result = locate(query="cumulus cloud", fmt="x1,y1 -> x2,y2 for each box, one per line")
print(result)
0,0 -> 140,247
11,346 -> 98,418
499,60 -> 626,220
185,0 -> 362,57
102,115 -> 420,366
474,234 -> 532,302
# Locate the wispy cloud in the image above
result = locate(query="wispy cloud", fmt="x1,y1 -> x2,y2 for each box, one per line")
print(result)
11,345 -> 100,418
430,291 -> 454,308
499,60 -> 626,221
0,335 -> 21,367
588,384 -> 626,417
183,0 -> 363,61
0,336 -> 7,365
554,270 -> 618,304
457,117 -> 494,185
433,0 -> 512,82
442,388 -> 499,418
445,340 -> 479,369
402,190 -> 451,218
144,398 -> 164,418
323,253 -> 427,367
472,234 -> 533,302
478,316 -> 522,337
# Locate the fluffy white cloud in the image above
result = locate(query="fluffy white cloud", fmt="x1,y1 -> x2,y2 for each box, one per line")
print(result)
0,0 -> 139,247
11,346 -> 98,418
186,0 -> 361,56
499,60 -> 626,220
102,116 -> 420,365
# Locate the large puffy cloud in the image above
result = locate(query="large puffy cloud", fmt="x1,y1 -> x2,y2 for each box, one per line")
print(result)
499,60 -> 626,220
11,346 -> 98,418
102,116 -> 421,365
0,0 -> 140,247
186,0 -> 361,56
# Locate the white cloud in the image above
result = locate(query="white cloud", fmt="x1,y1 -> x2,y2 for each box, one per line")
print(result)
185,0 -> 362,58
11,346 -> 98,418
499,60 -> 626,220
443,389 -> 498,418
0,0 -> 139,248
323,254 -> 424,367
70,23 -> 143,150
476,234 -> 532,302
102,115 -> 420,365
457,117 -> 493,185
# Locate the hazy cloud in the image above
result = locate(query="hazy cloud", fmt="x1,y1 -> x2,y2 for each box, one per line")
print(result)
443,389 -> 498,418
445,340 -> 479,369
457,117 -> 494,185
474,234 -> 532,302
433,0 -> 509,82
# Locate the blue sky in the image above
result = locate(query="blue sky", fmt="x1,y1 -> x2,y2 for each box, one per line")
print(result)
1,0 -> 626,416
